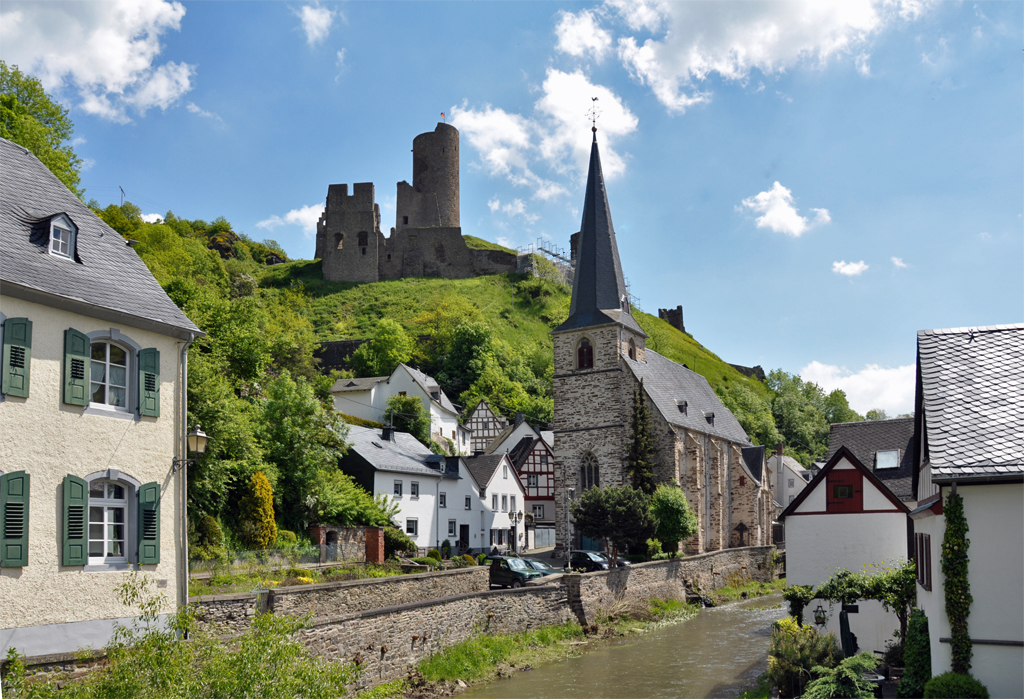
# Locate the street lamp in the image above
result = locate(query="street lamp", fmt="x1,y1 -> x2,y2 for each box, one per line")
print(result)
565,487 -> 576,564
510,510 -> 523,552
173,425 -> 208,471
813,603 -> 828,627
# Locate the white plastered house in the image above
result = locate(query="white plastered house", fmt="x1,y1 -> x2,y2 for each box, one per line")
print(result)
780,445 -> 911,655
464,453 -> 528,554
330,363 -> 470,454
338,425 -> 483,553
909,324 -> 1023,699
0,138 -> 203,657
769,452 -> 811,516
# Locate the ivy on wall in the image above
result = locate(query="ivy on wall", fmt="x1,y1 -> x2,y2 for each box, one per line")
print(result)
940,491 -> 972,674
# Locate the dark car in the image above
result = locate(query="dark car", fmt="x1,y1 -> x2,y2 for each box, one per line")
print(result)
593,552 -> 631,568
489,556 -> 544,588
568,550 -> 609,573
522,558 -> 561,576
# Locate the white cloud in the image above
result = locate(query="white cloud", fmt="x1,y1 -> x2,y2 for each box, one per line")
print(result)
256,204 -> 324,238
80,158 -> 96,172
0,0 -> 192,122
71,136 -> 87,147
891,256 -> 908,268
833,260 -> 869,276
801,360 -> 916,415
186,102 -> 222,122
855,51 -> 872,76
141,213 -> 163,223
496,236 -> 513,249
608,0 -> 930,112
555,10 -> 613,62
487,197 -> 539,224
334,49 -> 347,82
450,69 -> 638,200
295,3 -> 335,46
739,181 -> 830,237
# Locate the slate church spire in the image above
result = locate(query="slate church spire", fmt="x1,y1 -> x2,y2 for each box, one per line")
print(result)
556,130 -> 645,336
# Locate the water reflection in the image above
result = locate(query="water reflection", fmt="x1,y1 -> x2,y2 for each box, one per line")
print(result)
462,594 -> 786,699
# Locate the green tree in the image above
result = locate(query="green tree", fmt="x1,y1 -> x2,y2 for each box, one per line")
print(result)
650,484 -> 698,555
350,318 -> 414,377
383,393 -> 432,446
823,389 -> 863,424
0,61 -> 83,196
92,201 -> 145,237
626,379 -> 658,495
716,381 -> 782,447
899,609 -> 932,699
942,492 -> 973,674
865,408 -> 889,421
570,486 -> 654,565
767,370 -> 832,465
239,472 -> 277,549
304,469 -> 392,527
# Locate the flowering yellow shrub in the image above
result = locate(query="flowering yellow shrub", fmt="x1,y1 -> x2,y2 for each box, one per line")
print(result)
240,471 -> 277,550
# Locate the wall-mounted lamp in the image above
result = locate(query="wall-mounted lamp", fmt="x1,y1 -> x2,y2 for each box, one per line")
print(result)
173,425 -> 209,471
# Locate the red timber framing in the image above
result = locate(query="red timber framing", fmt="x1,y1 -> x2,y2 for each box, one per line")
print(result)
779,445 -> 910,519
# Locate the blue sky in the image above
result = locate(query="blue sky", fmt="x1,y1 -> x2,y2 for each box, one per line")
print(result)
3,1 -> 1021,414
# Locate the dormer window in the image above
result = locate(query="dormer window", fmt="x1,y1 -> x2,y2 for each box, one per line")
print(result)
704,412 -> 715,426
876,450 -> 899,470
676,400 -> 688,415
628,338 -> 636,360
49,214 -> 76,259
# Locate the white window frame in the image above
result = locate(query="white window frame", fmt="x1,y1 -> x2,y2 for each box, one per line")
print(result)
464,496 -> 472,510
491,494 -> 498,511
410,481 -> 419,499
501,495 -> 508,512
532,504 -> 544,519
503,464 -> 508,479
82,469 -> 142,571
510,495 -> 516,512
527,474 -> 538,488
83,329 -> 142,420
406,518 -> 418,536
439,491 -> 446,508
876,449 -> 900,470
49,214 -> 76,260
448,519 -> 456,537
393,480 -> 403,498
89,340 -> 131,413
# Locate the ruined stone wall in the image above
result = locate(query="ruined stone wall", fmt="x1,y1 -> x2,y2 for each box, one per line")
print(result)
297,585 -> 571,689
471,248 -> 518,275
569,545 -> 776,626
317,183 -> 383,283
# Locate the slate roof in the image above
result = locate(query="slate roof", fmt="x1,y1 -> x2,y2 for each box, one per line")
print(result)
464,454 -> 506,489
741,445 -> 765,484
507,436 -> 538,471
401,364 -> 458,415
827,418 -> 915,501
555,134 -> 644,336
0,138 -> 202,339
345,425 -> 442,477
917,323 -> 1024,482
330,376 -> 386,392
623,350 -> 750,444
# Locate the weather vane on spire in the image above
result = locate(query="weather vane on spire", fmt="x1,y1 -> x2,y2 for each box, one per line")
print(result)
587,96 -> 602,133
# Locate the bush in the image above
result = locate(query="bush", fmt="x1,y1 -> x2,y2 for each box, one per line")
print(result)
195,515 -> 224,547
275,530 -> 297,548
441,539 -> 452,559
783,585 -> 816,627
410,556 -> 440,568
899,609 -> 932,698
646,538 -> 662,559
923,673 -> 990,699
802,652 -> 879,699
383,526 -> 417,559
238,471 -> 277,550
476,553 -> 489,566
766,617 -> 842,697
427,548 -> 442,562
461,554 -> 476,565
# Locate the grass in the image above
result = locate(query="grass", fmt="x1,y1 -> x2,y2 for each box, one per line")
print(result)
597,597 -> 701,635
418,622 -> 584,684
710,578 -> 786,605
188,561 -> 408,597
463,235 -> 516,254
356,679 -> 407,699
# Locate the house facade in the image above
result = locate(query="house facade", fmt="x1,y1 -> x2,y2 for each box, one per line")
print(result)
827,417 -> 916,503
0,138 -> 202,656
769,452 -> 811,515
330,363 -> 470,454
464,454 -> 528,553
552,131 -> 773,556
466,400 -> 508,454
780,446 -> 911,654
909,324 -> 1023,699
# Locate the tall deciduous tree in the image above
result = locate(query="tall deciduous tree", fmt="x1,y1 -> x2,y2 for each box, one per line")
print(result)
626,379 -> 658,495
650,484 -> 698,555
1,61 -> 83,196
350,318 -> 413,377
570,485 -> 654,566
383,393 -> 431,446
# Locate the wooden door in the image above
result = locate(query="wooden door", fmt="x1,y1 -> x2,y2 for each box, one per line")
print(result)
826,469 -> 863,513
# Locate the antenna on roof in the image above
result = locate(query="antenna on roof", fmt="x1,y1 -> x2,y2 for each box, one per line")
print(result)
119,186 -> 125,206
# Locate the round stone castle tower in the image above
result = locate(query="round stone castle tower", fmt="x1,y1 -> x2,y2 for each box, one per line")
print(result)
411,122 -> 459,228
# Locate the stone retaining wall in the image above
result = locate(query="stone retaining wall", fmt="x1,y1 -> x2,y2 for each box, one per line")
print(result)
296,585 -> 572,688
569,545 -> 776,626
192,566 -> 489,634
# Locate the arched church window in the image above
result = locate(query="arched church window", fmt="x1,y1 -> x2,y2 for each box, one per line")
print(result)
577,338 -> 593,370
335,233 -> 343,250
628,338 -> 636,360
579,453 -> 599,491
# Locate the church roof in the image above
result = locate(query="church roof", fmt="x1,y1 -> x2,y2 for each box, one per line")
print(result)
624,350 -> 750,444
555,133 -> 644,336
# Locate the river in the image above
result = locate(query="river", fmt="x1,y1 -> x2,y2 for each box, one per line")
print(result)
462,594 -> 787,699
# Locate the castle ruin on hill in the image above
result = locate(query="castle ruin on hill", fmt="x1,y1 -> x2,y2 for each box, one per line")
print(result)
314,123 -> 518,283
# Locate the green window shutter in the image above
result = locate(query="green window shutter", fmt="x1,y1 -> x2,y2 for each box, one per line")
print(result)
62,475 -> 88,566
138,482 -> 160,565
2,318 -> 32,398
138,348 -> 160,417
63,328 -> 90,406
1,471 -> 30,568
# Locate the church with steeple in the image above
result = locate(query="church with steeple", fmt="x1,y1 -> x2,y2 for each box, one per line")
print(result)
552,129 -> 773,556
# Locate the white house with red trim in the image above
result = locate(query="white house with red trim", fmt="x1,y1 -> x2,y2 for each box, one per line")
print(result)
780,445 -> 911,654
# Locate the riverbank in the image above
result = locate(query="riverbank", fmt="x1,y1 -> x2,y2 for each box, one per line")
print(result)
382,583 -> 785,699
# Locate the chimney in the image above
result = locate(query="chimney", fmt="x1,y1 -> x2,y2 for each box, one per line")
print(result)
514,412 -> 525,428
382,427 -> 395,442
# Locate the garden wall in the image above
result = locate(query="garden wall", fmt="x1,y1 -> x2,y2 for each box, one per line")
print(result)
567,545 -> 776,626
296,585 -> 572,689
192,566 -> 490,634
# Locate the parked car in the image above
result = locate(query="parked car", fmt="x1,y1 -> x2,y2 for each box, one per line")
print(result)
568,550 -> 609,572
489,556 -> 544,588
522,558 -> 561,576
593,552 -> 632,567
